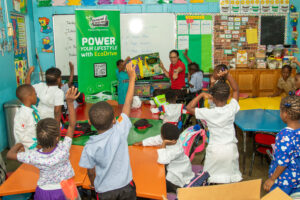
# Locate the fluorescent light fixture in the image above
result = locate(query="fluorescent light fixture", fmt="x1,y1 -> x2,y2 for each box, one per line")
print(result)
129,18 -> 143,35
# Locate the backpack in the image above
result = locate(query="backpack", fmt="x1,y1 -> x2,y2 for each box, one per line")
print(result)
179,124 -> 206,161
60,122 -> 96,138
0,154 -> 6,185
184,171 -> 210,188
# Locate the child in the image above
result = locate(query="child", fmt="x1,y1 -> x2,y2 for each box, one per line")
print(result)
116,56 -> 131,105
79,62 -> 136,199
159,90 -> 185,125
134,123 -> 194,193
7,87 -> 79,200
209,64 -> 227,87
295,73 -> 300,96
186,70 -> 242,184
264,95 -> 300,196
14,84 -> 39,150
26,66 -> 64,123
60,62 -> 79,111
271,65 -> 295,97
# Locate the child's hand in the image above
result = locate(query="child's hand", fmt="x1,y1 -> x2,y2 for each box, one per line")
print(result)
28,66 -> 35,73
216,69 -> 228,79
126,62 -> 136,80
69,62 -> 74,71
66,87 -> 80,103
201,92 -> 212,99
183,49 -> 188,57
17,144 -> 25,153
263,178 -> 275,192
133,142 -> 143,146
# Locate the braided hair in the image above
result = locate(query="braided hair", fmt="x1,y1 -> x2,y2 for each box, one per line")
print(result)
280,95 -> 300,121
209,80 -> 230,102
36,118 -> 60,149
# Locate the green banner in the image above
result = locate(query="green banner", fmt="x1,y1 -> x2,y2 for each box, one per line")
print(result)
76,10 -> 121,103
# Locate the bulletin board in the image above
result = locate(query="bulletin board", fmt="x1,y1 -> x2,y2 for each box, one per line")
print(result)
176,14 -> 213,73
214,15 -> 259,66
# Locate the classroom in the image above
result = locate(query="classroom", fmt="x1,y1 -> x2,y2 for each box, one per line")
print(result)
0,0 -> 299,199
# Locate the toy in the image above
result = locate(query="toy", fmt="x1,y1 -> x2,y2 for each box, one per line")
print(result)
39,17 -> 52,33
290,4 -> 297,12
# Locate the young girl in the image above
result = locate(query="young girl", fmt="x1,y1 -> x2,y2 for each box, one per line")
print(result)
186,70 -> 242,184
7,87 -> 80,200
116,56 -> 130,105
264,95 -> 300,196
271,65 -> 295,97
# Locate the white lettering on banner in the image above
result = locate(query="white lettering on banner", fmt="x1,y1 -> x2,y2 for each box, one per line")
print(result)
82,37 -> 116,46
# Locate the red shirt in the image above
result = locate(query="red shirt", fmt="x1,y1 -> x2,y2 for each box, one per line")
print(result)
169,59 -> 186,90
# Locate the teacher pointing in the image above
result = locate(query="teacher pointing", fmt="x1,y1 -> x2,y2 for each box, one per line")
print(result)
160,50 -> 186,90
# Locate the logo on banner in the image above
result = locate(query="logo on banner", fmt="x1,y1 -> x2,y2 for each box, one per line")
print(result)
87,15 -> 109,28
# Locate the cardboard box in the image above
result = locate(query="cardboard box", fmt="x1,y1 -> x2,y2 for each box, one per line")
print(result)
177,179 -> 292,200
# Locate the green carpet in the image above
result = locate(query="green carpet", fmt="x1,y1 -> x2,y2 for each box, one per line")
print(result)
70,118 -> 162,146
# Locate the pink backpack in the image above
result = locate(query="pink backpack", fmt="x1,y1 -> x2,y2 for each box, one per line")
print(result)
179,125 -> 206,161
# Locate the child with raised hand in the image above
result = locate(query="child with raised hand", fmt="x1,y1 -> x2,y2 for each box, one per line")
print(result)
264,95 -> 300,196
116,56 -> 131,105
14,84 -> 39,150
7,87 -> 79,200
186,69 -> 242,184
271,65 -> 295,97
133,123 -> 194,193
79,62 -> 136,200
26,66 -> 64,123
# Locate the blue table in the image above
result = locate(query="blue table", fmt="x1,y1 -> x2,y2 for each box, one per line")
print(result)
234,109 -> 286,174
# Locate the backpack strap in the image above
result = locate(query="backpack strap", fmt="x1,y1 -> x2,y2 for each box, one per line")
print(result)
189,129 -> 206,161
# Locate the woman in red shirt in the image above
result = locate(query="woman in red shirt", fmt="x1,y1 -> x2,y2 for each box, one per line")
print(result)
153,50 -> 186,97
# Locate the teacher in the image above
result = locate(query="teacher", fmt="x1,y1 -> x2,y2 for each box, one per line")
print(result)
153,50 -> 186,98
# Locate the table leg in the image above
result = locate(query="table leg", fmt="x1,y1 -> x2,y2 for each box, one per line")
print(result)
243,131 -> 246,174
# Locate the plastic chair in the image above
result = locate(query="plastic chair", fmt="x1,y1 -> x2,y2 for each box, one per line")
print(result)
249,132 -> 276,176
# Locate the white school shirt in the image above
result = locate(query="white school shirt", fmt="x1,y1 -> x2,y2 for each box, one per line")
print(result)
195,98 -> 240,145
160,104 -> 185,124
61,84 -> 78,111
33,82 -> 64,119
143,135 -> 194,187
189,71 -> 203,93
14,105 -> 38,149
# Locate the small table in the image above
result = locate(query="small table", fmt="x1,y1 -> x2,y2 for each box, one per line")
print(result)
82,146 -> 167,200
0,145 -> 86,197
234,109 -> 286,174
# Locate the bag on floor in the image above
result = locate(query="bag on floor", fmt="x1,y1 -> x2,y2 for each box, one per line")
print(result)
60,122 -> 95,138
0,154 -> 6,185
184,171 -> 210,188
179,124 -> 206,161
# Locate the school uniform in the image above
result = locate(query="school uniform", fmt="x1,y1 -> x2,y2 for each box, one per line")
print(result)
14,105 -> 40,149
189,71 -> 203,93
159,104 -> 185,124
79,113 -> 136,200
143,135 -> 194,192
61,83 -> 79,112
195,99 -> 242,183
277,76 -> 295,95
33,82 -> 64,119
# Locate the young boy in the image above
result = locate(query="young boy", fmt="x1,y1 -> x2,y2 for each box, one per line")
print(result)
79,62 -> 136,200
159,90 -> 185,125
134,123 -> 194,193
14,84 -> 39,150
25,66 -> 64,123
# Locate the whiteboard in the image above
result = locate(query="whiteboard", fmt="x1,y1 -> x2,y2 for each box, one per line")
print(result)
53,13 -> 176,76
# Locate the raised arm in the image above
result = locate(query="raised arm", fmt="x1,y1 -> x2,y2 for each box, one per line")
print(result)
159,61 -> 170,78
186,93 -> 212,115
123,56 -> 131,67
183,49 -> 192,64
25,66 -> 35,84
65,87 -> 80,138
122,62 -> 136,116
226,72 -> 239,101
67,62 -> 74,88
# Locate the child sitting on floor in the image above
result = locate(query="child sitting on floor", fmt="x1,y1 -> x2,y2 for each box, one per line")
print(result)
14,84 -> 39,150
79,62 -> 136,200
159,90 -> 185,125
264,95 -> 300,196
26,66 -> 64,123
134,123 -> 194,193
186,69 -> 242,184
7,87 -> 79,200
271,65 -> 295,97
